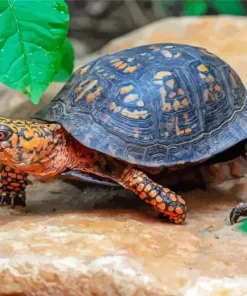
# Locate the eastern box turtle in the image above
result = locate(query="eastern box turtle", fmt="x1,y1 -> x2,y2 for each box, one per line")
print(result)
0,43 -> 247,224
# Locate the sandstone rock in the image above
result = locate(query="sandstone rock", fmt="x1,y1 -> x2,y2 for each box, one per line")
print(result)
0,83 -> 62,119
101,15 -> 247,86
1,16 -> 247,295
0,178 -> 247,295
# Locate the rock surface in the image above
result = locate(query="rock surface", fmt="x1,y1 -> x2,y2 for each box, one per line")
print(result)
1,177 -> 247,295
1,16 -> 247,295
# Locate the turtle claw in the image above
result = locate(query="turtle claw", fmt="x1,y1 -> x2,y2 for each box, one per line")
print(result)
230,202 -> 247,224
157,212 -> 186,224
0,190 -> 26,208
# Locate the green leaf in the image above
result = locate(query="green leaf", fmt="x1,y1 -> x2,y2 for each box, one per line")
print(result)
184,0 -> 208,15
212,0 -> 245,15
0,0 -> 69,104
53,38 -> 74,82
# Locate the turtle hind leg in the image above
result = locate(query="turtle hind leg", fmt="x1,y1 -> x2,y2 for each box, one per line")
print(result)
0,165 -> 28,208
121,168 -> 187,224
230,203 -> 247,224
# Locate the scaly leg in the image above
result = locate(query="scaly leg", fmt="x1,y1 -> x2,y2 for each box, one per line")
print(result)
121,168 -> 187,224
0,165 -> 28,207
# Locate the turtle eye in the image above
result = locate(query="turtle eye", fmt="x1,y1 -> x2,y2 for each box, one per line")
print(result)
0,127 -> 12,141
0,131 -> 8,141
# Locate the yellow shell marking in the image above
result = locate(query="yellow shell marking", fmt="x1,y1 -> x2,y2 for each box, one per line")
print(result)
178,88 -> 185,95
166,79 -> 175,89
175,117 -> 180,136
80,65 -> 90,74
123,94 -> 138,103
121,109 -> 149,119
86,87 -> 103,103
84,134 -> 93,145
174,52 -> 181,58
160,87 -> 167,101
75,80 -> 98,102
162,103 -> 172,112
173,99 -> 180,111
197,64 -> 209,72
230,72 -> 238,88
137,100 -> 144,107
124,66 -> 137,73
199,73 -> 207,79
133,128 -> 140,138
160,87 -> 172,112
206,75 -> 214,83
74,80 -> 89,93
174,119 -> 193,136
113,61 -> 123,67
149,45 -> 160,50
120,85 -> 134,94
153,80 -> 163,85
118,63 -> 128,69
214,84 -> 221,91
161,50 -> 172,58
204,89 -> 209,101
154,71 -> 172,79
181,98 -> 189,106
183,113 -> 189,119
185,128 -> 192,134
110,59 -> 120,63
169,92 -> 176,98
109,102 -> 121,112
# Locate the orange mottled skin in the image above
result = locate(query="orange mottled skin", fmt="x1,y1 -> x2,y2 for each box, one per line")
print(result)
0,117 -> 186,224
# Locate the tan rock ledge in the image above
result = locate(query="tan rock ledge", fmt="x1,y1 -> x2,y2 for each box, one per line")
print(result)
101,15 -> 247,86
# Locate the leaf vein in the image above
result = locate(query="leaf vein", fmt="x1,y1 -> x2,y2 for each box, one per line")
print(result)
7,0 -> 31,84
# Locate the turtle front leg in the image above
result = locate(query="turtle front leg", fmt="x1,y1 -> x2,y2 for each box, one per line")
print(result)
0,165 -> 28,208
121,168 -> 187,224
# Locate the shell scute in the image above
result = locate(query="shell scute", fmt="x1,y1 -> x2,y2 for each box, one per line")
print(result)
34,43 -> 247,167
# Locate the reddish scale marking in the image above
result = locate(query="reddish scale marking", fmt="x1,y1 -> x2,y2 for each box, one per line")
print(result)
0,165 -> 28,206
121,169 -> 187,224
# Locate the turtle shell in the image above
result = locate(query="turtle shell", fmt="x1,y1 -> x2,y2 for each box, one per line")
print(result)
33,43 -> 247,167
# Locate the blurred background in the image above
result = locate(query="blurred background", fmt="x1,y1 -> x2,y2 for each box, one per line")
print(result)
66,0 -> 247,54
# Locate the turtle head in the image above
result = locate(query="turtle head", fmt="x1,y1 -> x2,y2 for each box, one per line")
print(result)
0,117 -> 62,170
